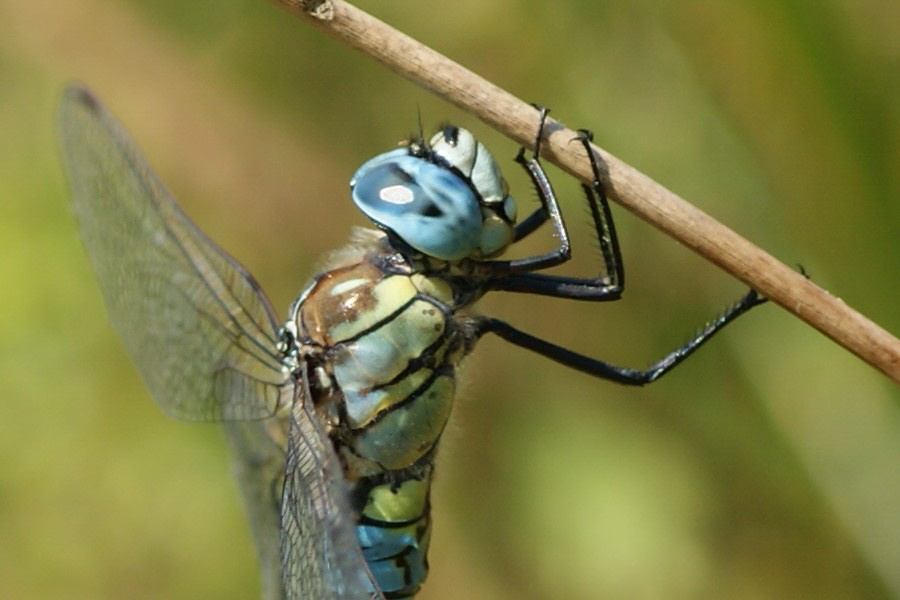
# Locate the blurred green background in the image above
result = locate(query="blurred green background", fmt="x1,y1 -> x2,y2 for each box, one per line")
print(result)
2,0 -> 898,598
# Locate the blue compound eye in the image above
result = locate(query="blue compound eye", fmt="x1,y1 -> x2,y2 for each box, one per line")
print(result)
351,150 -> 482,261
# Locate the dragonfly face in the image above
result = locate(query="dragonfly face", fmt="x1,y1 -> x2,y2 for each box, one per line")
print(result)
59,85 -> 765,600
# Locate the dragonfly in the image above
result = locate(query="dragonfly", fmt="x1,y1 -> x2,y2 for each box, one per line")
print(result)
59,84 -> 766,600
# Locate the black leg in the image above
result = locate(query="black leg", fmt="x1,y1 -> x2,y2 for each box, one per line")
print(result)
510,107 -> 554,243
479,127 -> 626,301
472,288 -> 766,385
576,129 -> 624,292
469,112 -> 767,379
511,200 -> 550,243
483,107 -> 573,274
482,271 -> 622,300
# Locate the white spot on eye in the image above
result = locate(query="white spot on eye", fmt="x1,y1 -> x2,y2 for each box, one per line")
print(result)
380,184 -> 415,205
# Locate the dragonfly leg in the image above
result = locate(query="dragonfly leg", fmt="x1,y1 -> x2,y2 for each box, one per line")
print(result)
574,128 -> 624,291
481,125 -> 626,301
490,106 -> 573,273
472,288 -> 767,385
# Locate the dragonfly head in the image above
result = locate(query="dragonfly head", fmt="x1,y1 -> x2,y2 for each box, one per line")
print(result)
350,125 -> 517,261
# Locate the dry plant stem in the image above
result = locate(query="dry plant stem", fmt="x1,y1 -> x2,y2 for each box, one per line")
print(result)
271,0 -> 900,384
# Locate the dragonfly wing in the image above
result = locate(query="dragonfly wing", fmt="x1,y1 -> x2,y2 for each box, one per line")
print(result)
225,416 -> 291,600
58,84 -> 285,421
60,85 -> 379,598
281,369 -> 384,600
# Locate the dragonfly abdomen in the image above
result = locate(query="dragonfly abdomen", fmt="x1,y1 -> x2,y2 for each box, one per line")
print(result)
292,237 -> 467,598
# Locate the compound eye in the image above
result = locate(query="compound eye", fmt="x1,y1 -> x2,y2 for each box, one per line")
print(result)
351,152 -> 482,261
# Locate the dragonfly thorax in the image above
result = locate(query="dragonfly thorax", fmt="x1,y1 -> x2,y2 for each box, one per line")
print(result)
350,125 -> 517,262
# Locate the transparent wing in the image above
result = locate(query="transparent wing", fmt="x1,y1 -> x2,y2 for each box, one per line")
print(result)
227,377 -> 383,600
281,369 -> 384,600
58,84 -> 284,421
59,85 -> 381,599
225,417 -> 291,600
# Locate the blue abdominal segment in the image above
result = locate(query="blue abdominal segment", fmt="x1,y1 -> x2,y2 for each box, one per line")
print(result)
358,476 -> 432,597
